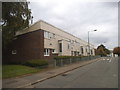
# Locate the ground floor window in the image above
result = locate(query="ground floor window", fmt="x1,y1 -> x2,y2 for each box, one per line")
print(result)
52,49 -> 55,53
77,52 -> 79,56
12,50 -> 17,54
91,49 -> 93,55
44,48 -> 50,56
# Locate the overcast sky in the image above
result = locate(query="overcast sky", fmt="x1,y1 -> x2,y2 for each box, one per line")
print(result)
29,0 -> 118,49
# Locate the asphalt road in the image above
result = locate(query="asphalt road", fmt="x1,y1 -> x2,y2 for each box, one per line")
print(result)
33,57 -> 118,88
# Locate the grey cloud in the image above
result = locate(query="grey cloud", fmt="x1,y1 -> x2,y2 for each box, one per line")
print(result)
29,1 -> 118,49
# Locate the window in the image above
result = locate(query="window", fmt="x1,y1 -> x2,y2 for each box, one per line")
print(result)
81,47 -> 84,54
44,31 -> 55,39
12,50 -> 17,54
44,48 -> 50,56
77,52 -> 79,56
49,33 -> 52,38
68,44 -> 70,49
44,31 -> 49,39
52,49 -> 54,52
52,49 -> 55,53
91,50 -> 93,55
59,43 -> 62,52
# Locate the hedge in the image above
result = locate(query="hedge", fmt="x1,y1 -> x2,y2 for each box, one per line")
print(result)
54,56 -> 84,59
22,59 -> 48,67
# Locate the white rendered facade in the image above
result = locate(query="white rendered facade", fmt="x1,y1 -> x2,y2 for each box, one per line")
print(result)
16,20 -> 95,56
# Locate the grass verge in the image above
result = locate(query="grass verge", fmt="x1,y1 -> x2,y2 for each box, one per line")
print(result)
2,65 -> 41,79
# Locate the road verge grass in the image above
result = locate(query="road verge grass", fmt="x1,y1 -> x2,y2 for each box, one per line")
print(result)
2,65 -> 41,79
2,59 -> 49,79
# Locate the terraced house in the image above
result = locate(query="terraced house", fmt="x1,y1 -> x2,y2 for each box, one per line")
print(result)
4,20 -> 95,63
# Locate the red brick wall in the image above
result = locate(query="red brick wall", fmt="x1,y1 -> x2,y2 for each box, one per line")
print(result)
3,29 -> 44,63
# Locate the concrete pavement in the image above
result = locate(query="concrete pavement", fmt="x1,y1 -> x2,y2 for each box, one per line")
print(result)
2,57 -> 102,88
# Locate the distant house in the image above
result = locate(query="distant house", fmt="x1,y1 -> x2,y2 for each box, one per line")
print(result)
3,20 -> 95,63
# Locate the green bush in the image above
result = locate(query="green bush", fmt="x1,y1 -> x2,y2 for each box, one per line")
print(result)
54,56 -> 82,59
23,60 -> 48,67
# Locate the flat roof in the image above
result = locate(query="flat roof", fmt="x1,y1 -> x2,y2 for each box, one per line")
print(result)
16,20 -> 94,46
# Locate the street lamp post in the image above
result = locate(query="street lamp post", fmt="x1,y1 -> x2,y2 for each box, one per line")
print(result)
88,30 -> 97,60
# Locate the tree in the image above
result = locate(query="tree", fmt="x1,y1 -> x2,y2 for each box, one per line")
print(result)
96,44 -> 110,57
104,48 -> 110,55
96,46 -> 107,56
113,47 -> 120,56
2,1 -> 32,50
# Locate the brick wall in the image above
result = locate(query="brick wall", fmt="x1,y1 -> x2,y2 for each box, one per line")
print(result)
3,29 -> 44,64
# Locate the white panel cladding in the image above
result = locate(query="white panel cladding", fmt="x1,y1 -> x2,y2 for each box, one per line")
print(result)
62,40 -> 71,56
41,20 -> 95,56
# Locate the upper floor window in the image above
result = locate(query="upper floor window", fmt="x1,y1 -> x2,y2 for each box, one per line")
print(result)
44,31 -> 55,39
68,44 -> 70,49
44,31 -> 49,39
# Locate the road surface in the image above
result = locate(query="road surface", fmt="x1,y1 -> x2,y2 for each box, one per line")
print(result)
32,57 -> 118,88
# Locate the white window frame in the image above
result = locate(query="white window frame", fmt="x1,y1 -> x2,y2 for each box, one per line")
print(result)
44,48 -> 50,56
12,50 -> 17,54
44,31 -> 55,39
52,49 -> 56,53
44,31 -> 50,39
